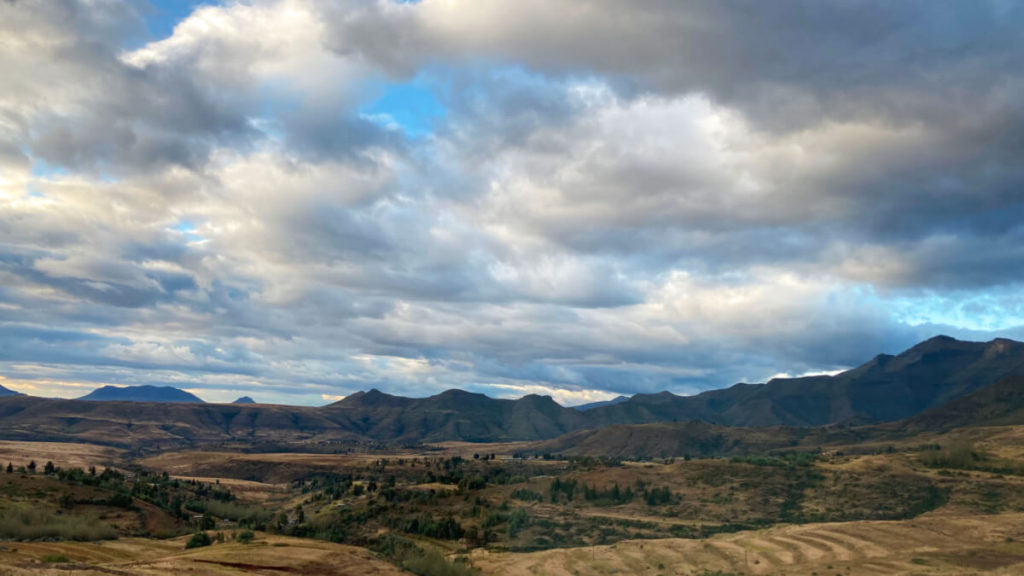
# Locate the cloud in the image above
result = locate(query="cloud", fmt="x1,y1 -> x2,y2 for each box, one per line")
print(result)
0,0 -> 1022,404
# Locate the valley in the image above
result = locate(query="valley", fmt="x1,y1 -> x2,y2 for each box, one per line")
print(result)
1,424 -> 1023,575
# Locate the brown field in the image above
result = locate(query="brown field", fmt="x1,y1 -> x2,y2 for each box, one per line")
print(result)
473,512 -> 1024,575
0,441 -> 122,471
0,533 -> 407,576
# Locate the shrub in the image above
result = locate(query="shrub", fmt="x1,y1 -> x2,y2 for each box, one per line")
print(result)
401,547 -> 478,576
237,529 -> 255,544
185,531 -> 212,549
511,488 -> 543,502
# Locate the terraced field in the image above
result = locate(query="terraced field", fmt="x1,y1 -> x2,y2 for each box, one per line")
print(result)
473,512 -> 1024,575
0,533 -> 406,576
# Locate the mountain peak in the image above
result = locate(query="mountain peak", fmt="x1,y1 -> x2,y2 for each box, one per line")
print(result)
78,385 -> 204,403
333,388 -> 412,408
0,384 -> 21,397
232,396 -> 256,404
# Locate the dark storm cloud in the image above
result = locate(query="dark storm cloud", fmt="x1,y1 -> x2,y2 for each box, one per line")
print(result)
332,1 -> 1023,126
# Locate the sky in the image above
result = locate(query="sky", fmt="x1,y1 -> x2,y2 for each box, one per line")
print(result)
1,0 -> 1024,406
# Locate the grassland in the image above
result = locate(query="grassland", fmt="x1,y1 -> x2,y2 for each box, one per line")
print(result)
0,427 -> 1023,575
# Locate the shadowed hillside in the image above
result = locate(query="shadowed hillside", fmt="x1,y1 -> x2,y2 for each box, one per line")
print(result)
902,374 -> 1024,432
322,388 -> 589,443
587,336 -> 1024,427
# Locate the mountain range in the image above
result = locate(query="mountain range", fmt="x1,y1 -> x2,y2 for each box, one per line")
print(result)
0,335 -> 1020,448
581,335 -> 1024,428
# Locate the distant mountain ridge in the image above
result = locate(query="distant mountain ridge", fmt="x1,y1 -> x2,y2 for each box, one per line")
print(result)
78,385 -> 204,403
324,388 -> 588,443
573,395 -> 630,411
0,384 -> 21,397
0,336 -> 1020,448
583,336 -> 1024,428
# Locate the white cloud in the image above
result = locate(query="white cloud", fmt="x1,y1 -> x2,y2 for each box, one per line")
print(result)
0,0 -> 1021,405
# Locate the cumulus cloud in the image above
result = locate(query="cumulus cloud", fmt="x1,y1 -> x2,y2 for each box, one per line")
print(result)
0,0 -> 1021,404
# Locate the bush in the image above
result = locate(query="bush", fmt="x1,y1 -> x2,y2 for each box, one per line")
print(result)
185,531 -> 212,549
920,443 -> 982,469
237,529 -> 255,544
185,500 -> 274,527
511,488 -> 543,502
402,547 -> 477,576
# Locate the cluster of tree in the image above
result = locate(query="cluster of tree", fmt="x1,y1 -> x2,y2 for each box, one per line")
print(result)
549,477 -> 678,507
391,514 -> 465,540
729,451 -> 819,467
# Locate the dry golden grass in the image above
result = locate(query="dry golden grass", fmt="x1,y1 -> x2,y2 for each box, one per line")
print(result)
141,450 -> 392,473
472,512 -> 1024,575
0,532 -> 407,576
0,441 -> 122,471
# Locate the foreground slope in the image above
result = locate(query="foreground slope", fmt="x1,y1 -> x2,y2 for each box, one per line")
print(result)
473,513 -> 1024,576
0,533 -> 407,576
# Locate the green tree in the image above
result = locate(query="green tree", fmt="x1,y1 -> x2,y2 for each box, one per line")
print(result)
185,532 -> 212,549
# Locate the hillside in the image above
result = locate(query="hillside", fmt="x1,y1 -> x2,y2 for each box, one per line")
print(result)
0,388 -> 589,448
902,374 -> 1024,432
322,388 -> 589,443
79,385 -> 205,403
0,395 -> 358,449
587,336 -> 1024,427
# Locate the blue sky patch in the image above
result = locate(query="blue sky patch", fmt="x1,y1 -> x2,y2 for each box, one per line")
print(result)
361,77 -> 447,137
142,0 -> 212,41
